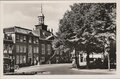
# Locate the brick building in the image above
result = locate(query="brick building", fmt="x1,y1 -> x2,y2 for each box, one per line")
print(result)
3,7 -> 54,67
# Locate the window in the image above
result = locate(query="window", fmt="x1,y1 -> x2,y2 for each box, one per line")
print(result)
23,36 -> 26,42
8,45 -> 12,54
20,55 -> 23,64
23,45 -> 26,53
36,47 -> 39,53
16,55 -> 19,64
47,44 -> 51,55
16,34 -> 19,42
33,38 -> 36,44
20,45 -> 23,53
33,47 -> 35,53
16,45 -> 19,53
80,54 -> 83,62
36,38 -> 39,44
41,44 -> 45,54
20,35 -> 23,42
41,57 -> 45,62
23,55 -> 26,63
28,45 -> 32,58
7,34 -> 12,40
34,46 -> 39,53
33,38 -> 39,44
29,37 -> 32,43
3,44 -> 8,53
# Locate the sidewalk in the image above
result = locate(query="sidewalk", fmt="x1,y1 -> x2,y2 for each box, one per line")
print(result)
71,68 -> 116,74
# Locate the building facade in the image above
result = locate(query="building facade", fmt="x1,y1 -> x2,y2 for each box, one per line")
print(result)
3,6 -> 72,68
3,7 -> 53,67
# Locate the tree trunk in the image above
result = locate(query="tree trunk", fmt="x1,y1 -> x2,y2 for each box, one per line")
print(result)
74,48 -> 79,68
108,53 -> 111,71
86,52 -> 90,69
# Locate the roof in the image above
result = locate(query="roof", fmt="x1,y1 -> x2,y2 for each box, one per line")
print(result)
32,30 -> 40,37
3,26 -> 32,34
14,26 -> 32,34
46,34 -> 55,40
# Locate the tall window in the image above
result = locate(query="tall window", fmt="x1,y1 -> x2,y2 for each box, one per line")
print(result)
34,46 -> 39,53
80,54 -> 83,62
16,34 -> 19,42
20,35 -> 23,42
20,45 -> 23,53
20,55 -> 23,64
16,45 -> 19,53
33,38 -> 39,44
33,38 -> 36,44
41,44 -> 45,54
29,37 -> 32,43
23,45 -> 26,53
3,45 -> 7,53
36,47 -> 39,53
16,55 -> 19,64
8,44 -> 12,54
23,55 -> 26,63
28,45 -> 32,58
47,44 -> 51,55
36,38 -> 39,44
23,36 -> 26,42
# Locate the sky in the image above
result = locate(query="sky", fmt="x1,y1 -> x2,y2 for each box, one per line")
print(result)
1,1 -> 74,34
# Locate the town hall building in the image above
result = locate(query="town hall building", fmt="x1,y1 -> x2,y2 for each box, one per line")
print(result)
3,6 -> 54,67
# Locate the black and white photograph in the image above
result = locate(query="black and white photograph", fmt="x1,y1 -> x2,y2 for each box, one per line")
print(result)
0,0 -> 119,78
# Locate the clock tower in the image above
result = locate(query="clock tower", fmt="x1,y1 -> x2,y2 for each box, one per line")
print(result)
38,4 -> 44,25
35,4 -> 48,31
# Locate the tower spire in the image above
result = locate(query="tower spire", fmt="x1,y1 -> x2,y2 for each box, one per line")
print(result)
41,4 -> 43,14
38,3 -> 45,25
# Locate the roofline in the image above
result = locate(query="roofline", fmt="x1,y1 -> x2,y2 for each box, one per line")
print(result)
3,26 -> 32,31
14,26 -> 32,31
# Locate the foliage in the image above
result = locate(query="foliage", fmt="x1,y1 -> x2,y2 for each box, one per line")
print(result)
53,3 -> 116,68
54,3 -> 116,53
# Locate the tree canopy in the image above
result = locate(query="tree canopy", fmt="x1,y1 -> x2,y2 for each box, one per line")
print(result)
53,3 -> 116,55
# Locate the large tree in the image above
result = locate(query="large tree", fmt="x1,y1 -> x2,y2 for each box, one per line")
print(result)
54,3 -> 116,68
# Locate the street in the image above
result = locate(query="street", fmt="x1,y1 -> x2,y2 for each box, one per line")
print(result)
14,63 -> 116,75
